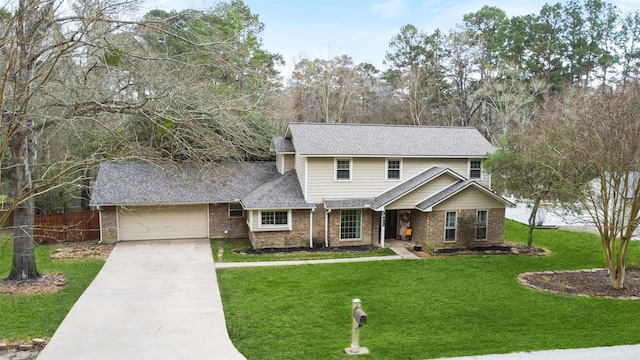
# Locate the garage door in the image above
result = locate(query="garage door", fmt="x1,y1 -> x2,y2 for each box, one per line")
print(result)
118,205 -> 209,241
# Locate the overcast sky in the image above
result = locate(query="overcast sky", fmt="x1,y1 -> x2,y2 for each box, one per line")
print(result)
138,0 -> 640,78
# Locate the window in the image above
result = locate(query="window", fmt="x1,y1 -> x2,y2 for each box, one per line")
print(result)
340,209 -> 361,240
445,211 -> 457,242
261,211 -> 289,226
470,160 -> 482,179
476,210 -> 488,240
228,203 -> 243,218
336,159 -> 351,180
386,159 -> 401,180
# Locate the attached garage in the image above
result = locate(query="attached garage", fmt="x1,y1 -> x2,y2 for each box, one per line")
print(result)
117,204 -> 209,241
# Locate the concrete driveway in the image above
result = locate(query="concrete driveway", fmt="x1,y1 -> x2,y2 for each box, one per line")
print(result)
38,239 -> 245,360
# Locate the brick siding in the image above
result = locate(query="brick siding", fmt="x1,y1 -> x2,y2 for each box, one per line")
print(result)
327,208 -> 376,247
209,203 -> 248,238
249,209 -> 312,249
312,203 -> 327,247
411,208 -> 505,248
100,206 -> 118,243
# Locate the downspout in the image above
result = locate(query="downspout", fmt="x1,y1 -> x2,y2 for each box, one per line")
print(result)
309,208 -> 314,248
325,208 -> 331,247
97,206 -> 103,243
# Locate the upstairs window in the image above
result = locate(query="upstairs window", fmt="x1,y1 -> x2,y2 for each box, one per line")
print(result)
335,159 -> 352,180
386,159 -> 401,180
470,160 -> 482,179
229,203 -> 244,218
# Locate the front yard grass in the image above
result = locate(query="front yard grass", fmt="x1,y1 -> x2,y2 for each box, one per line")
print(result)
217,220 -> 640,360
0,235 -> 105,341
211,238 -> 396,262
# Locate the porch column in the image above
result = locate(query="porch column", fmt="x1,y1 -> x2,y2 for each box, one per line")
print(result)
380,210 -> 386,248
309,209 -> 313,248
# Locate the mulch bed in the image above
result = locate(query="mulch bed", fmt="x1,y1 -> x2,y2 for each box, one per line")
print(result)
412,242 -> 547,257
49,242 -> 114,260
234,245 -> 378,255
0,273 -> 67,296
520,269 -> 640,299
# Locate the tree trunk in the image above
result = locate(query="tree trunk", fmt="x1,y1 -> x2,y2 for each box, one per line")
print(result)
609,266 -> 625,289
8,197 -> 38,280
7,133 -> 39,281
526,197 -> 541,249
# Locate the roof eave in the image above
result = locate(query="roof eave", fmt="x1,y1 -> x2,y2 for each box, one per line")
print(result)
295,154 -> 493,158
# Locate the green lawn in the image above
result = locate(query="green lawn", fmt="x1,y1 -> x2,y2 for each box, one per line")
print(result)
0,235 -> 105,341
217,220 -> 640,360
211,238 -> 397,262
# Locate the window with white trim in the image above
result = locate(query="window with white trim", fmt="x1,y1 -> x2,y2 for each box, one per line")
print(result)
335,159 -> 352,180
445,211 -> 457,242
476,210 -> 488,240
469,160 -> 482,179
340,209 -> 361,240
229,203 -> 243,218
260,211 -> 289,226
386,159 -> 401,180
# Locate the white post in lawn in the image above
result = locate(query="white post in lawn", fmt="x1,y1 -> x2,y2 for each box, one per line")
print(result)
345,298 -> 369,355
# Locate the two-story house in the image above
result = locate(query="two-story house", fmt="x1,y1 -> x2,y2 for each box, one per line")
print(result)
91,123 -> 511,248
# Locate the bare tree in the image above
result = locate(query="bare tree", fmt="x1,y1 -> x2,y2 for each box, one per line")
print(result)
540,85 -> 640,288
1,0 -> 277,281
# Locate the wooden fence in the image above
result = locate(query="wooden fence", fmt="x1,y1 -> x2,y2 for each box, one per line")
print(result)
33,210 -> 100,244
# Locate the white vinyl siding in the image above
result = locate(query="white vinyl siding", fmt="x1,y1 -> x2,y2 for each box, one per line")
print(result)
386,174 -> 459,210
276,153 -> 295,174
306,157 -> 486,202
118,205 -> 209,241
433,187 -> 505,211
295,154 -> 307,199
283,154 -> 295,173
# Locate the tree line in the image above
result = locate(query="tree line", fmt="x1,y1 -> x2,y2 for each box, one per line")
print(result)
281,0 -> 640,141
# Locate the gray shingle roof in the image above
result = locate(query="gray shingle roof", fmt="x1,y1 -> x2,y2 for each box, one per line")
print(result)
241,170 -> 314,209
324,198 -> 375,209
90,161 -> 278,206
324,175 -> 512,211
286,123 -> 495,157
271,136 -> 295,153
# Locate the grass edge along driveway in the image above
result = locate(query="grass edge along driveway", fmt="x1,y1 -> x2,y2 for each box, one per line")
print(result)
217,220 -> 640,360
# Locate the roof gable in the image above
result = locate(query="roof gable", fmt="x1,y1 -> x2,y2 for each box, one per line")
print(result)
416,180 -> 513,212
371,166 -> 463,210
285,123 -> 495,157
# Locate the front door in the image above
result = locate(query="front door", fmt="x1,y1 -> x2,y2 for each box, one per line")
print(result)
385,210 -> 398,239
